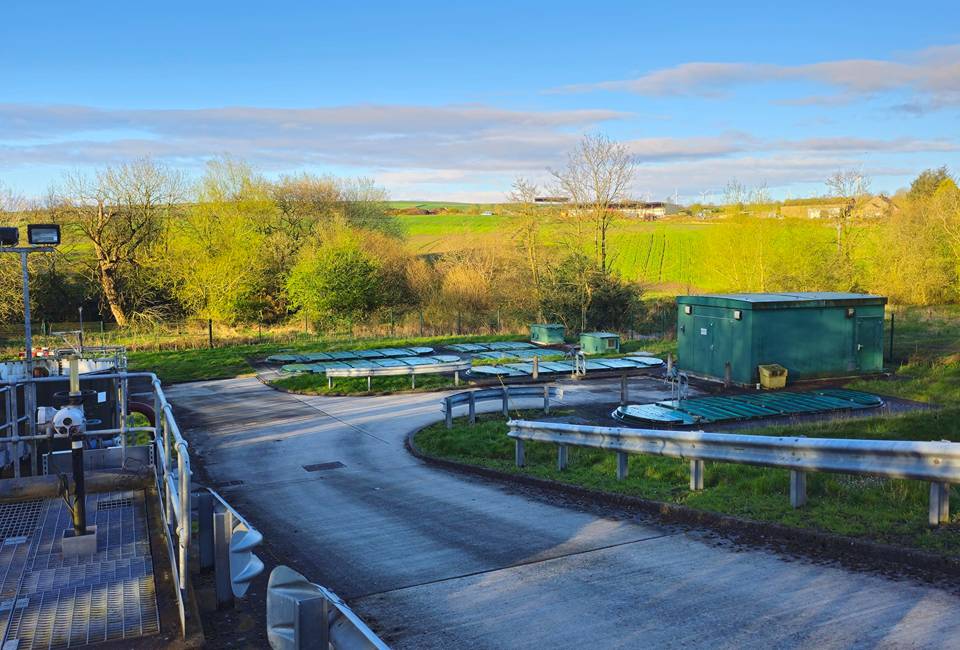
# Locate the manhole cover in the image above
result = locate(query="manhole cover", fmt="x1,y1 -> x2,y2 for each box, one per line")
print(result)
302,461 -> 345,472
0,499 -> 43,541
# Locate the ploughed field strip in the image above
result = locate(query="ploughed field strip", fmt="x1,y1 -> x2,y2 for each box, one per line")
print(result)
266,346 -> 435,364
279,354 -> 462,375
615,388 -> 884,425
0,491 -> 160,649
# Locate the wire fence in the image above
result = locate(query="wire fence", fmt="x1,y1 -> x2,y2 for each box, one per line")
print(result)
0,301 -> 677,354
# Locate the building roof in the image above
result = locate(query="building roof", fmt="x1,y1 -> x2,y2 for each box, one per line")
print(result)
677,292 -> 887,310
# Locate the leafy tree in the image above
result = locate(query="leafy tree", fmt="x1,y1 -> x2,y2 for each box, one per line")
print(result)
908,166 -> 952,201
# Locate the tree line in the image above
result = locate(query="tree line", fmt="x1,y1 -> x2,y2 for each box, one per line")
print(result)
1,137 -> 958,335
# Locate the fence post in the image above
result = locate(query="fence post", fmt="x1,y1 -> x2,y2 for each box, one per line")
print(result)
208,319 -> 213,349
515,439 -> 525,467
468,392 -> 476,424
616,452 -> 629,480
690,459 -> 705,490
929,482 -> 950,526
888,312 -> 895,362
213,506 -> 234,608
620,373 -> 628,406
790,470 -> 807,508
532,356 -> 539,380
557,444 -> 568,471
419,310 -> 424,338
445,398 -> 453,429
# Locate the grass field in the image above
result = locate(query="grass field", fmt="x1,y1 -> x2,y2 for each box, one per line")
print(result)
129,332 -> 527,384
414,306 -> 960,557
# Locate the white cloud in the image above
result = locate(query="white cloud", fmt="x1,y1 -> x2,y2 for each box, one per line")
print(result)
556,44 -> 960,111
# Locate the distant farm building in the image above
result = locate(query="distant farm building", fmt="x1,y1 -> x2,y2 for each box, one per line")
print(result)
534,197 -> 683,220
780,195 -> 897,220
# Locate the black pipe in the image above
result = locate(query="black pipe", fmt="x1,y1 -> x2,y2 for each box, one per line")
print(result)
70,430 -> 86,535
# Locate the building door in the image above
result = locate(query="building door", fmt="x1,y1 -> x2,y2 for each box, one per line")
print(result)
693,316 -> 719,377
856,318 -> 883,372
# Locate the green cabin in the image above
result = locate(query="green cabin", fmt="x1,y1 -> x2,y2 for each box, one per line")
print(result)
579,331 -> 620,355
676,292 -> 886,385
530,323 -> 565,345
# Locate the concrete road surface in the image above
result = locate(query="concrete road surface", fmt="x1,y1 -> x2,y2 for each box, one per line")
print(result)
167,376 -> 960,649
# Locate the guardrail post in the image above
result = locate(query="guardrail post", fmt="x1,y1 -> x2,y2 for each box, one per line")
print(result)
214,505 -> 234,608
454,370 -> 460,387
620,373 -> 628,406
502,387 -> 509,417
468,392 -> 476,425
690,460 -> 705,490
930,482 -> 950,526
616,452 -> 628,480
543,385 -> 550,414
557,444 -> 568,471
789,470 -> 807,508
327,375 -> 332,389
445,398 -> 453,429
198,491 -> 214,570
411,371 -> 416,390
367,376 -> 372,392
515,439 -> 525,467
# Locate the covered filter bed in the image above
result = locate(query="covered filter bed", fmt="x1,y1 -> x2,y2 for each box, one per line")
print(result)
446,342 -> 539,353
281,354 -> 461,374
614,388 -> 883,426
471,356 -> 664,378
267,346 -> 434,364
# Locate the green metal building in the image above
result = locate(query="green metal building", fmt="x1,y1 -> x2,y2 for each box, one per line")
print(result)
676,292 -> 886,385
530,323 -> 565,345
580,331 -> 620,355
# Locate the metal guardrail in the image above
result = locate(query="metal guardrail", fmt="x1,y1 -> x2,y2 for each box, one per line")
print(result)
198,488 -> 265,607
325,359 -> 472,390
507,420 -> 959,526
442,385 -> 563,428
267,565 -> 390,650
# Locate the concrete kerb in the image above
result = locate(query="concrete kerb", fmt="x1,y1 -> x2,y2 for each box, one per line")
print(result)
405,422 -> 960,583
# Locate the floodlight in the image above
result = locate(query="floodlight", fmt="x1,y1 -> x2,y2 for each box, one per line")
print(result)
28,224 -> 60,245
683,305 -> 692,315
0,227 -> 18,246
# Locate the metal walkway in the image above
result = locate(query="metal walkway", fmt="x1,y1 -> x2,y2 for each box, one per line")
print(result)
0,490 -> 160,649
615,389 -> 884,425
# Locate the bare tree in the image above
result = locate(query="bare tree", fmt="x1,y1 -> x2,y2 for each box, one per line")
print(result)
825,169 -> 871,253
508,177 -> 546,320
550,134 -> 635,273
60,158 -> 185,325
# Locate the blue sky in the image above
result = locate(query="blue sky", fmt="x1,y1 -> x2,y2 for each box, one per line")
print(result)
2,0 -> 959,202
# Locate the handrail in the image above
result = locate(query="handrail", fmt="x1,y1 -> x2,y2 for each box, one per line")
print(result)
442,385 -> 563,428
507,419 -> 959,526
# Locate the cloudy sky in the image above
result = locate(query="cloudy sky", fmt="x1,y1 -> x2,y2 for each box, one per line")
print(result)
2,1 -> 959,202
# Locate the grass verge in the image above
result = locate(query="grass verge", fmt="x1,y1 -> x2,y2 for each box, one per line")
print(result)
414,408 -> 960,557
271,372 -> 458,395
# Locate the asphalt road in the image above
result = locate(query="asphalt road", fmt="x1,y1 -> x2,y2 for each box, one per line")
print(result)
167,376 -> 960,649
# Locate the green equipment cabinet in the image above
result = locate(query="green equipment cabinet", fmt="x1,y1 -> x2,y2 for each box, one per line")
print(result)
530,323 -> 565,345
579,331 -> 620,355
676,292 -> 886,385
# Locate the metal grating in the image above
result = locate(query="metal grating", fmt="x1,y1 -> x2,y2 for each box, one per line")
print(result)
95,498 -> 133,512
0,491 -> 160,648
303,461 -> 345,472
0,501 -> 44,542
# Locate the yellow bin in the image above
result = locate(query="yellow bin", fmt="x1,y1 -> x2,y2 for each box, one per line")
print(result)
758,364 -> 788,389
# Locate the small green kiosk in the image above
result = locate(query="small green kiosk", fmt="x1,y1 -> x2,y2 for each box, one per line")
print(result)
676,292 -> 886,385
530,323 -> 565,345
579,331 -> 620,355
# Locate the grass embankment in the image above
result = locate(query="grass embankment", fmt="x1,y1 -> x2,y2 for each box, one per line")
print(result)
130,332 -> 527,384
415,307 -> 960,557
